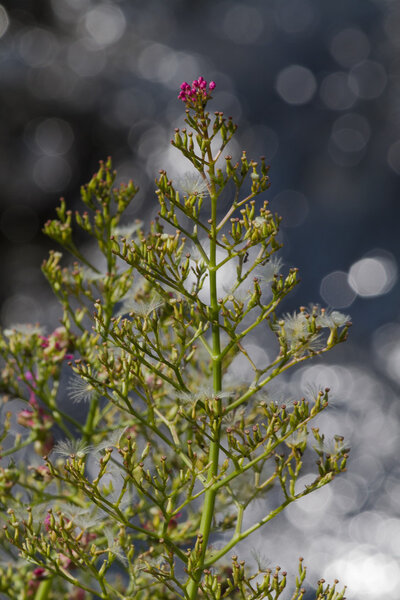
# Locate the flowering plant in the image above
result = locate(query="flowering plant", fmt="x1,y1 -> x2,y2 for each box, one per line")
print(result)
0,78 -> 350,600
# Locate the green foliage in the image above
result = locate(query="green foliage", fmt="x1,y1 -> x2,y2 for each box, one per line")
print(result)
0,81 -> 349,600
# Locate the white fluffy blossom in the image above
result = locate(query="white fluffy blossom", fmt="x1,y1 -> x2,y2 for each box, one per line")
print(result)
178,172 -> 210,197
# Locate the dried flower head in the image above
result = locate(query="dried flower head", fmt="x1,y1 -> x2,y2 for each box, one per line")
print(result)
315,309 -> 351,328
51,438 -> 93,459
178,172 -> 210,197
68,375 -> 96,404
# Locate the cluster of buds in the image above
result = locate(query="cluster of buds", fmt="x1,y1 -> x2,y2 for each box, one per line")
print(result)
0,464 -> 19,499
43,511 -> 97,571
178,76 -> 216,105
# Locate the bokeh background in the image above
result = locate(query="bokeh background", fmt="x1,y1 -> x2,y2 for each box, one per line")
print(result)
1,1 -> 400,598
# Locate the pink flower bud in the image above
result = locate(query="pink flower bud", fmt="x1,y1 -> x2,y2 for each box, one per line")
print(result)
29,391 -> 38,406
58,553 -> 73,569
31,465 -> 52,482
178,77 -> 215,104
33,568 -> 47,579
81,531 -> 97,545
44,513 -> 51,531
39,336 -> 49,348
17,409 -> 35,427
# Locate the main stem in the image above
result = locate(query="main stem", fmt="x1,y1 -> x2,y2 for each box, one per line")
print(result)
34,578 -> 52,600
187,143 -> 222,600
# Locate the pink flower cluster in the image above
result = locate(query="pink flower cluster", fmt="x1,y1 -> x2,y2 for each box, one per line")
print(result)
17,371 -> 54,455
178,77 -> 216,104
39,327 -> 74,361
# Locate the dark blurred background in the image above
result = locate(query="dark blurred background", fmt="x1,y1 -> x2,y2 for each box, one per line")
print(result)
1,1 -> 400,597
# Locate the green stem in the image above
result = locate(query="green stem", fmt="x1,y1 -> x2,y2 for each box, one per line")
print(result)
34,577 -> 53,600
186,131 -> 222,600
82,394 -> 99,443
235,503 -> 244,537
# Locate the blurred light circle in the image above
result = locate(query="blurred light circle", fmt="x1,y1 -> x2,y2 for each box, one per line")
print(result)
67,40 -> 106,77
0,5 -> 9,39
18,27 -> 57,68
384,477 -> 400,512
330,28 -> 370,68
276,0 -> 315,34
51,0 -> 91,22
298,364 -> 340,394
137,125 -> 167,159
332,129 -> 365,152
272,189 -> 309,227
319,71 -> 357,110
1,295 -> 42,327
84,4 -> 126,47
325,549 -> 400,597
331,476 -> 367,515
33,156 -> 72,192
331,113 -> 370,152
385,343 -> 400,385
296,475 -> 333,513
240,125 -> 279,160
0,205 -> 39,243
351,450 -> 385,493
35,118 -> 74,156
138,43 -> 175,82
243,343 -> 270,370
387,140 -> 400,174
286,482 -> 333,529
276,65 -> 317,105
222,4 -> 264,43
156,50 -> 180,85
112,90 -> 155,127
211,91 -> 242,120
349,511 -> 385,545
332,113 -> 370,138
328,141 -> 365,168
381,518 -> 400,556
166,52 -> 202,88
372,322 -> 400,384
384,12 -> 400,47
320,270 -> 357,308
348,60 -> 387,99
348,253 -> 397,297
27,65 -> 75,100
66,0 -> 90,7
294,363 -> 355,406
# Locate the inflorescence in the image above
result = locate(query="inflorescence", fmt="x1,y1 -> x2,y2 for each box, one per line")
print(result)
178,76 -> 216,105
